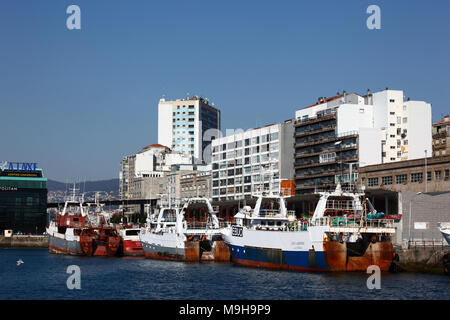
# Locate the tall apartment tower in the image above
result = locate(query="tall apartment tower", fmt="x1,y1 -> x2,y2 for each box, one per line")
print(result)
294,89 -> 432,194
158,96 -> 221,161
211,121 -> 294,202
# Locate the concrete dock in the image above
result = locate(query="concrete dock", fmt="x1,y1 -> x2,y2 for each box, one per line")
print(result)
393,246 -> 450,274
0,235 -> 48,248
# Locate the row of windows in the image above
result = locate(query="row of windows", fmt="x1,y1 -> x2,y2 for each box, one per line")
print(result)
212,174 -> 280,187
212,183 -> 279,196
212,149 -> 279,162
212,133 -> 279,153
365,169 -> 450,186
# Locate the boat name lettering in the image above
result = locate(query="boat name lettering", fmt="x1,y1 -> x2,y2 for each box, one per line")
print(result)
232,226 -> 243,237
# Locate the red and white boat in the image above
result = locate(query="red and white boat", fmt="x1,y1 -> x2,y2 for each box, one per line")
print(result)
119,227 -> 144,256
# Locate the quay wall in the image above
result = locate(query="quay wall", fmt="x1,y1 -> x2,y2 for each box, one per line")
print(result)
0,235 -> 48,248
394,246 -> 450,274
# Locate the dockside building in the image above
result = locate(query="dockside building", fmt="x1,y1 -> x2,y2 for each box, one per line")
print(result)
0,162 -> 47,234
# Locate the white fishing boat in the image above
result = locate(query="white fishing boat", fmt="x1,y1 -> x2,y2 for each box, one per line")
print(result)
221,183 -> 397,272
139,197 -> 230,262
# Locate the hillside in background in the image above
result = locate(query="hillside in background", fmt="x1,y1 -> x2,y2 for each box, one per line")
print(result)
47,179 -> 119,192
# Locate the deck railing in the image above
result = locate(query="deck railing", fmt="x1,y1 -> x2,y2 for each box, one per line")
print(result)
309,216 -> 396,229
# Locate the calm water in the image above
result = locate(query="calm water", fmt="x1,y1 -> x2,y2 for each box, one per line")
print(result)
0,249 -> 449,300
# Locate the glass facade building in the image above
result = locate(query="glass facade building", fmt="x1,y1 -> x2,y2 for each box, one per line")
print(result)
0,166 -> 47,234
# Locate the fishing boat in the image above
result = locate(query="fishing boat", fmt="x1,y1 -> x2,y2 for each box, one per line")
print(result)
118,226 -> 144,256
139,197 -> 230,262
79,200 -> 120,257
46,186 -> 120,256
46,186 -> 88,255
440,227 -> 450,245
221,183 -> 396,272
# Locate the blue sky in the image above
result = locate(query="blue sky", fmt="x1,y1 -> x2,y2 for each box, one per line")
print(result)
1,0 -> 449,181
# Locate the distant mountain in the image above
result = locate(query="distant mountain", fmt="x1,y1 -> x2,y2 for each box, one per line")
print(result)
47,179 -> 119,193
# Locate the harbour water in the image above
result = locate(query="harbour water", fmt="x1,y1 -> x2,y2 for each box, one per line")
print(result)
1,249 -> 449,300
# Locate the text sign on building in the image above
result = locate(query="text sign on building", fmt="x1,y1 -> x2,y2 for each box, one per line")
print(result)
414,222 -> 429,230
0,161 -> 38,172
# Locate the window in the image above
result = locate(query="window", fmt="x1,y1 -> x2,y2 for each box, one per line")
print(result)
435,171 -> 442,181
390,123 -> 395,127
403,117 -> 407,124
397,117 -> 401,124
411,173 -> 423,183
319,152 -> 336,163
270,132 -> 278,141
397,128 -> 401,135
382,176 -> 393,185
390,112 -> 395,115
445,169 -> 449,180
396,174 -> 407,184
368,178 -> 379,187
389,99 -> 395,103
427,171 -> 431,181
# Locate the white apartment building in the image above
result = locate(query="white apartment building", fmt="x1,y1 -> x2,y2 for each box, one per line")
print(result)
211,121 -> 294,202
295,89 -> 432,165
119,144 -> 192,200
294,89 -> 432,193
158,96 -> 220,161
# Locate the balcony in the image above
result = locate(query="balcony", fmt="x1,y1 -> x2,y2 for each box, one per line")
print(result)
295,131 -> 358,148
294,111 -> 337,127
294,124 -> 335,138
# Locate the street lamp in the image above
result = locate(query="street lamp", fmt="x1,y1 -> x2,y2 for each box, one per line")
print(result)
408,192 -> 422,248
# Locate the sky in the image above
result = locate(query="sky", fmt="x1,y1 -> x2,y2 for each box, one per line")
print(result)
1,0 -> 449,182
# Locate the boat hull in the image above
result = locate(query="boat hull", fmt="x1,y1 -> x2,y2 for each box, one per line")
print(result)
48,235 -> 83,256
80,236 -> 120,257
142,241 -> 186,261
223,227 -> 394,272
140,231 -> 230,262
122,240 -> 144,256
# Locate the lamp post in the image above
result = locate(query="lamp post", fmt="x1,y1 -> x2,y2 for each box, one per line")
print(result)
408,192 -> 422,248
